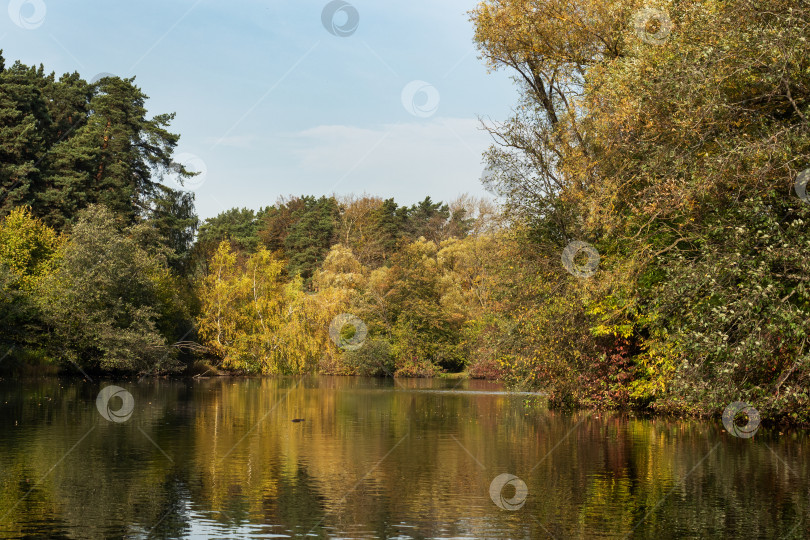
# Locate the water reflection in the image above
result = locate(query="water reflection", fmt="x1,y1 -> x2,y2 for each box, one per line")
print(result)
0,376 -> 806,538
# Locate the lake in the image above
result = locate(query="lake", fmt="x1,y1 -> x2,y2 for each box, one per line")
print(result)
0,376 -> 807,539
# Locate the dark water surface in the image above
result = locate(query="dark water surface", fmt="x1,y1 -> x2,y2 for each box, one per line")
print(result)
0,376 -> 807,539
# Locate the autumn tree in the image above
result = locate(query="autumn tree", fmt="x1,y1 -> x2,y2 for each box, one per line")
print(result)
0,207 -> 62,357
197,241 -> 333,374
472,0 -> 810,418
335,195 -> 386,267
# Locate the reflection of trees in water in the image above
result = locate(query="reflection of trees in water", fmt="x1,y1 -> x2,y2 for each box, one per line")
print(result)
263,465 -> 327,535
0,379 -> 807,538
0,379 -> 193,538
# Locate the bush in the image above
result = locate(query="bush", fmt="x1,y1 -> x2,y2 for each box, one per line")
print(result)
342,338 -> 396,377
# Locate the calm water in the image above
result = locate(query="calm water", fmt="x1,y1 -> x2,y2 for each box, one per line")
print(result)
0,376 -> 807,539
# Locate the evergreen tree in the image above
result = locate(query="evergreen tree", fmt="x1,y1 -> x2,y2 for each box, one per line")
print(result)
406,196 -> 451,242
0,54 -> 196,233
258,196 -> 311,254
197,207 -> 266,255
284,196 -> 338,283
370,198 -> 407,261
145,186 -> 199,272
0,57 -> 50,215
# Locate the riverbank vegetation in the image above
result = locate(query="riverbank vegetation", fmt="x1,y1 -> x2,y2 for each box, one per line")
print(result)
1,0 -> 808,423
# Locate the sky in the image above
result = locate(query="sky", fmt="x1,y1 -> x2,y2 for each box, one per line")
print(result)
2,0 -> 517,220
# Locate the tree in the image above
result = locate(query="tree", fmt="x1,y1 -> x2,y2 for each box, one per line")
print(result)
313,244 -> 366,292
144,186 -> 198,272
197,241 -> 332,374
471,0 -> 810,418
405,196 -> 451,242
386,238 -> 466,374
0,57 -> 50,215
0,206 -> 62,291
335,195 -> 386,267
40,205 -> 183,373
0,207 -> 62,354
282,196 -> 339,284
368,198 -> 408,263
197,207 -> 266,256
258,196 -> 310,254
0,56 -> 196,232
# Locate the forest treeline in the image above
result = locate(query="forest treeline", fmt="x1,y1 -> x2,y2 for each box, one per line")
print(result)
1,0 -> 809,422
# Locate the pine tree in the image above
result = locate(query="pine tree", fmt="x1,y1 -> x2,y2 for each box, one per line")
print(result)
0,54 -> 196,234
284,196 -> 338,284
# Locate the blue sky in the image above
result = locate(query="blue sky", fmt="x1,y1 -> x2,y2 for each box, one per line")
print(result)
2,0 -> 517,219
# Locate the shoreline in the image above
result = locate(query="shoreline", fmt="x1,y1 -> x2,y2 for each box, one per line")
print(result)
3,371 -> 808,430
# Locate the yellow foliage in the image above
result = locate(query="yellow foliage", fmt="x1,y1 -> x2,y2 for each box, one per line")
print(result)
197,241 -> 340,374
0,206 -> 63,291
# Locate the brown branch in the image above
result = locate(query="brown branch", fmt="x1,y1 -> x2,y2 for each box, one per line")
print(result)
784,78 -> 806,121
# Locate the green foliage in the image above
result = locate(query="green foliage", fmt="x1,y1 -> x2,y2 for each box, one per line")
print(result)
471,0 -> 810,421
284,196 -> 339,283
0,56 -> 197,374
197,207 -> 267,255
0,206 -> 62,291
259,195 -> 471,279
257,196 -> 340,284
342,338 -> 396,377
371,198 -> 408,259
642,196 -> 810,418
40,205 -> 182,373
145,186 -> 198,272
0,55 -> 197,262
0,264 -> 41,357
0,58 -> 189,225
5,2 -> 810,428
405,196 -> 451,242
385,239 -> 466,374
0,207 -> 62,357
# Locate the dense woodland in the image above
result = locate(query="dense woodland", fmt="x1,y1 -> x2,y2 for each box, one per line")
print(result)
1,0 -> 809,423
